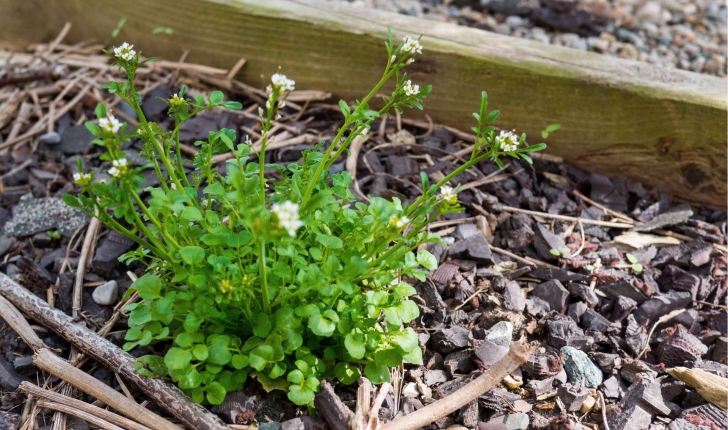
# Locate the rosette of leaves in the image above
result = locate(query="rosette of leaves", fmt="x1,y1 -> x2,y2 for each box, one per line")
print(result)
64,32 -> 546,407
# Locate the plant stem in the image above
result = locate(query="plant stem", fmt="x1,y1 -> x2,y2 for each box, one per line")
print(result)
258,239 -> 270,312
301,69 -> 396,206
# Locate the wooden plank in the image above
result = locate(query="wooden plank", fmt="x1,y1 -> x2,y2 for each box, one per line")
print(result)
0,0 -> 725,207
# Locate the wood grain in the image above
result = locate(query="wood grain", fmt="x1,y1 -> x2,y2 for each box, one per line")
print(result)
0,0 -> 724,206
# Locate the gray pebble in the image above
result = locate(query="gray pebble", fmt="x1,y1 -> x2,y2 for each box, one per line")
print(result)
92,280 -> 119,306
3,195 -> 89,238
38,131 -> 61,145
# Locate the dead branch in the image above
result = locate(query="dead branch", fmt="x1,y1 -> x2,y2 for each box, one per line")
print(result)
380,340 -> 535,430
0,273 -> 229,430
20,382 -> 152,430
36,400 -> 124,430
34,348 -> 180,430
314,381 -> 353,430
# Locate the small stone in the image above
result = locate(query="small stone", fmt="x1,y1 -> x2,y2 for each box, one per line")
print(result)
475,340 -> 509,368
568,302 -> 588,323
431,326 -> 472,354
658,325 -> 707,366
581,308 -> 612,332
444,348 -> 475,374
402,382 -> 419,398
478,423 -> 508,430
523,351 -> 563,379
484,321 -> 513,348
448,233 -> 492,264
259,423 -> 282,430
3,195 -> 89,238
38,131 -> 61,145
569,283 -> 599,308
589,352 -> 621,374
92,280 -> 119,306
602,376 -> 622,399
487,413 -> 529,430
424,370 -> 448,386
560,346 -> 603,388
637,1 -> 664,23
281,417 -> 322,430
633,204 -> 693,233
557,383 -> 589,412
59,125 -> 95,154
503,281 -> 526,312
580,396 -> 596,414
531,280 -> 569,312
634,291 -> 692,325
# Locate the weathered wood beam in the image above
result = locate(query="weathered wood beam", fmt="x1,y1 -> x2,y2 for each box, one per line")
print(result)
0,0 -> 725,207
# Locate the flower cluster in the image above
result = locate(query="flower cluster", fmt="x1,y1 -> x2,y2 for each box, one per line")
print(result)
271,73 -> 295,92
272,201 -> 303,237
440,185 -> 457,204
113,42 -> 136,62
108,158 -> 128,178
389,214 -> 411,229
72,172 -> 92,186
99,115 -> 121,134
496,130 -> 520,152
169,93 -> 185,108
402,36 -> 423,56
402,80 -> 420,97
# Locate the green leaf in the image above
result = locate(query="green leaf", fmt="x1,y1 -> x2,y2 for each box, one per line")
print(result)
179,246 -> 205,265
626,253 -> 638,264
309,313 -> 336,337
396,300 -> 419,323
374,348 -> 402,367
134,355 -> 167,378
632,263 -> 643,273
206,381 -> 226,405
192,344 -> 209,361
316,234 -> 343,249
179,367 -> 202,389
252,313 -> 271,338
521,143 -> 547,152
209,91 -> 224,104
288,384 -> 315,405
184,313 -> 204,332
180,206 -> 203,222
335,362 -> 361,385
339,100 -> 351,118
128,304 -> 152,326
175,332 -> 194,348
546,123 -> 561,133
133,275 -> 162,300
549,249 -> 561,256
416,250 -> 438,270
208,336 -> 232,365
231,354 -> 249,369
223,101 -> 242,110
164,347 -> 192,370
364,362 -> 390,383
345,333 -> 366,359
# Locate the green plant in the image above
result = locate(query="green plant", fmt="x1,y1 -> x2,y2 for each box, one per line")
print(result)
624,253 -> 643,273
64,33 -> 545,406
549,247 -> 571,257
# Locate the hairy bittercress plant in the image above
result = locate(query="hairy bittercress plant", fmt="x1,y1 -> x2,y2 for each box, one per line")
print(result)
64,32 -> 545,406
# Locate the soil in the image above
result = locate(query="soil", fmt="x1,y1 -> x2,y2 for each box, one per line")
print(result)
0,38 -> 725,430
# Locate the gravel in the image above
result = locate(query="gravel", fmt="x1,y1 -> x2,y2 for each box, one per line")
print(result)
329,0 -> 727,77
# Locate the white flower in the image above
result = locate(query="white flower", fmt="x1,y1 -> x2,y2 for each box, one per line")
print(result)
113,42 -> 136,62
401,36 -> 423,55
406,58 -> 415,65
391,55 -> 397,63
402,80 -> 419,97
258,107 -> 264,117
496,130 -> 520,152
98,115 -> 122,134
389,214 -> 411,229
271,73 -> 295,92
109,158 -> 128,178
440,185 -> 457,204
272,201 -> 303,237
72,172 -> 92,185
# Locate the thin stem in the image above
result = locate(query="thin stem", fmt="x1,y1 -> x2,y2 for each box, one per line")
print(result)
258,239 -> 270,312
301,69 -> 396,205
